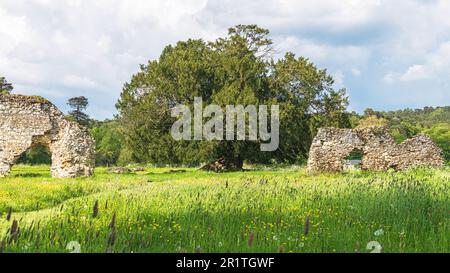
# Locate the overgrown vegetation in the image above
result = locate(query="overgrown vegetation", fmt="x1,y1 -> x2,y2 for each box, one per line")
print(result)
16,145 -> 51,165
2,23 -> 448,255
116,25 -> 350,168
0,166 -> 448,253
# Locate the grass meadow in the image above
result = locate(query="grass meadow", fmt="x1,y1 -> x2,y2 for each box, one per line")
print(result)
0,165 -> 448,253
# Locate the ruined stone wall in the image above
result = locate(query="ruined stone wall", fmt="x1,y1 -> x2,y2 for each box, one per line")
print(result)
307,126 -> 444,173
0,94 -> 95,178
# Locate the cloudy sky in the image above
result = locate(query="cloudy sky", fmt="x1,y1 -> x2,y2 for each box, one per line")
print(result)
1,0 -> 450,119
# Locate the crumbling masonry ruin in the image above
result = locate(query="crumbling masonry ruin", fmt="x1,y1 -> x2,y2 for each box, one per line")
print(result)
0,94 -> 95,178
307,127 -> 444,173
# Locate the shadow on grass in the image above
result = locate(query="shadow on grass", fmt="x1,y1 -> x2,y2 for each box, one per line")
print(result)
12,173 -> 47,178
147,170 -> 188,175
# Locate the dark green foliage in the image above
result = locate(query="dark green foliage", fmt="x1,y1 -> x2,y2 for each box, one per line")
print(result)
67,96 -> 90,126
91,120 -> 127,166
17,145 -> 51,165
271,52 -> 350,163
423,123 -> 450,162
381,106 -> 450,127
345,149 -> 363,161
116,25 -> 349,167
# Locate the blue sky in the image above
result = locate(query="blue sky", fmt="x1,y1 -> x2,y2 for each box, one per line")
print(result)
1,0 -> 449,119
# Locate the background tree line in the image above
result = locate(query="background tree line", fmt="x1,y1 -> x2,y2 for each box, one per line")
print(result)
2,25 -> 449,167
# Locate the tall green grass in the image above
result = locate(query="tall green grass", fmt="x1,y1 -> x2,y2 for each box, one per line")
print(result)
0,166 -> 448,253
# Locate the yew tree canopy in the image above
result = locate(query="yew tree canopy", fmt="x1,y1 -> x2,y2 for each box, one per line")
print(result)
117,25 -> 350,166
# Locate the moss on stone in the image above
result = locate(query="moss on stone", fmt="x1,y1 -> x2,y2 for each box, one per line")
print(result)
0,93 -> 52,105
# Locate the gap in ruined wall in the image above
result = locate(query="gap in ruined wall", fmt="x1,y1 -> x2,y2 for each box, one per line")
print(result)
16,144 -> 51,165
10,145 -> 51,178
343,148 -> 363,171
9,135 -> 52,178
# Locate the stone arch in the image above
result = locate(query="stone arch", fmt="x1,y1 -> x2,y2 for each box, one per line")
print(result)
0,94 -> 95,178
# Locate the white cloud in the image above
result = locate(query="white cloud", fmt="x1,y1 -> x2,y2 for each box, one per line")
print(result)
388,41 -> 450,82
400,65 -> 429,81
1,0 -> 450,118
62,75 -> 99,89
0,0 -> 217,119
275,36 -> 368,89
333,70 -> 345,88
383,73 -> 396,84
198,0 -> 383,33
351,68 -> 361,77
275,36 -> 370,67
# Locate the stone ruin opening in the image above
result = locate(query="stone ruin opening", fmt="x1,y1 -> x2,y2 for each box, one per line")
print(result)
343,148 -> 363,171
0,94 -> 95,178
17,143 -> 52,165
307,126 -> 445,173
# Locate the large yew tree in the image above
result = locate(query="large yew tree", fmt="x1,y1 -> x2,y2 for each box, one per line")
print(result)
117,25 -> 350,168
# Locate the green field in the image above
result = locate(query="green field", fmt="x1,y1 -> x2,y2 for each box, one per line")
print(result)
0,165 -> 449,253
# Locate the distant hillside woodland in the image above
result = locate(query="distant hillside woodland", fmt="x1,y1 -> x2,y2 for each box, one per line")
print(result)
5,25 -> 449,167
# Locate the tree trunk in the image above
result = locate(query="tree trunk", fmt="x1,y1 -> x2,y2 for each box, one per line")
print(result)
200,142 -> 244,172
